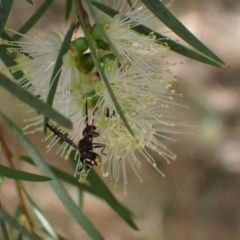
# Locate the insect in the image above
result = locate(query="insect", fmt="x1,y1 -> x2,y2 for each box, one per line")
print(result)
46,100 -> 106,175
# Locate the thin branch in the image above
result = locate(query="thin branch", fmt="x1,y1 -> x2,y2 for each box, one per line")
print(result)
76,0 -> 90,28
0,124 -> 35,232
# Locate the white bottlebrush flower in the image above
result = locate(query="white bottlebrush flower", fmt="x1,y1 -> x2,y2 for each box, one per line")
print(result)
6,31 -> 64,98
5,29 -> 100,134
5,30 -> 94,102
94,61 -> 186,194
50,58 -> 187,194
90,2 -> 170,79
89,0 -> 177,102
5,5 -> 187,193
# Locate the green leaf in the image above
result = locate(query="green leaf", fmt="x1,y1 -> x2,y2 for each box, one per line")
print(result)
45,17 -> 76,132
67,150 -> 137,230
26,0 -> 34,4
88,170 -> 138,230
17,155 -> 98,196
84,1 -> 119,57
0,51 -> 24,80
16,234 -> 23,240
1,31 -> 11,41
74,0 -> 135,137
0,0 -> 13,37
17,154 -> 137,231
0,164 -> 52,182
133,26 -> 223,68
90,1 -> 225,68
0,206 -> 40,240
0,72 -> 72,129
1,219 -> 10,240
126,0 -> 134,8
0,112 -> 104,240
46,19 -> 75,107
141,0 -> 225,65
12,0 -> 54,41
0,33 -> 39,92
65,0 -> 73,20
22,189 -> 59,240
50,166 -> 97,194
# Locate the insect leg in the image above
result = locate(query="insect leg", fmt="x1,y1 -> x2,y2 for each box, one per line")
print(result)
46,122 -> 78,149
92,143 -> 107,155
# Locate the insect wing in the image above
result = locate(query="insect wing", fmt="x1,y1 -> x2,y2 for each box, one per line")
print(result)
75,157 -> 84,173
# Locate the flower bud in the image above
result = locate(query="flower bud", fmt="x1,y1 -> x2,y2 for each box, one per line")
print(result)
85,90 -> 100,107
78,53 -> 94,74
70,37 -> 89,55
90,24 -> 110,50
90,24 -> 105,41
101,54 -> 116,66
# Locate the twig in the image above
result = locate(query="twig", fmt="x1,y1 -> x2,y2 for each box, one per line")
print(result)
0,124 -> 35,232
76,0 -> 91,29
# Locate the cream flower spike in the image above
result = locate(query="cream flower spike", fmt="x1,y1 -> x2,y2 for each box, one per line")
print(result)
5,29 -> 84,103
50,58 -> 187,194
93,60 -> 185,194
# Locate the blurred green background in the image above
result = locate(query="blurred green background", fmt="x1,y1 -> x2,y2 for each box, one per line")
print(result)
1,1 -> 240,239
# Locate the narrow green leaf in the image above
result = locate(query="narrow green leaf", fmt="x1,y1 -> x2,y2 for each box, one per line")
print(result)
141,0 -> 225,65
68,151 -> 137,230
22,189 -> 59,240
17,154 -> 137,231
44,17 -> 75,132
0,51 -> 24,80
1,31 -> 33,58
88,170 -> 138,230
90,1 -> 225,68
74,0 -> 135,137
46,19 -> 75,107
0,112 -> 104,240
26,0 -> 34,4
38,229 -> 67,240
12,0 -> 54,41
0,33 -> 39,91
69,151 -> 138,230
50,166 -> 97,195
0,176 -> 4,185
78,188 -> 84,209
0,164 -> 52,182
16,234 -> 23,240
0,0 -> 13,37
0,72 -> 72,129
11,206 -> 23,240
133,25 -> 224,68
90,1 -> 117,17
1,31 -> 11,41
17,155 -> 98,196
1,219 -> 10,240
0,206 -> 40,240
0,44 -> 7,51
126,0 -> 134,8
84,1 -> 119,57
65,0 -> 73,20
